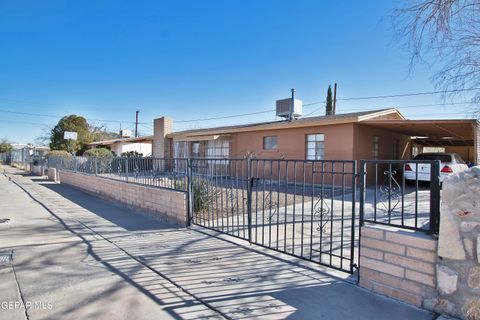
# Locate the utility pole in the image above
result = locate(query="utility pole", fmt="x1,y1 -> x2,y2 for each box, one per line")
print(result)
333,83 -> 337,115
135,110 -> 140,137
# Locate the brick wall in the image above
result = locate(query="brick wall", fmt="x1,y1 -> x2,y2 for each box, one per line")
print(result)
153,117 -> 172,158
359,225 -> 437,308
58,170 -> 187,226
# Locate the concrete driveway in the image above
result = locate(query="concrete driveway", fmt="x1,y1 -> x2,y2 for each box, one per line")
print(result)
0,166 -> 434,320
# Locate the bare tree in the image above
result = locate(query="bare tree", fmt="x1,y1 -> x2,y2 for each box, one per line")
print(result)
393,0 -> 480,114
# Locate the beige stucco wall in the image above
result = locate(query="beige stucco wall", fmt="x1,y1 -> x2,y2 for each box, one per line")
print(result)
230,123 -> 355,160
353,124 -> 412,161
58,170 -> 187,226
189,122 -> 410,162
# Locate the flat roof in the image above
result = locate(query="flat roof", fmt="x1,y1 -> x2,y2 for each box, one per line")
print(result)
363,119 -> 479,146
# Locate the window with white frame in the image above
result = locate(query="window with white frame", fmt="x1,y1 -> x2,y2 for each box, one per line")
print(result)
263,136 -> 278,150
372,136 -> 379,160
306,134 -> 325,160
207,139 -> 229,158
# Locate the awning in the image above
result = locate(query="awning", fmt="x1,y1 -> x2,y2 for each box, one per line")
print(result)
363,119 -> 478,147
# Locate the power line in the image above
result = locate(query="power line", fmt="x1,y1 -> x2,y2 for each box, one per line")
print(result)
336,87 -> 480,101
174,109 -> 276,123
0,108 -> 151,125
173,101 -> 326,123
0,87 -> 478,126
172,88 -> 478,123
347,101 -> 471,111
173,102 -> 475,131
0,119 -> 54,127
304,101 -> 473,117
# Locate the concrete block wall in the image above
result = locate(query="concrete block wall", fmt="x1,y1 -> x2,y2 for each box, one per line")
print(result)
47,168 -> 59,182
359,225 -> 437,308
58,170 -> 187,226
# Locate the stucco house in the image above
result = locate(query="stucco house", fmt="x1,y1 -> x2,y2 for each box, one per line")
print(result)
152,109 -> 479,164
87,135 -> 153,156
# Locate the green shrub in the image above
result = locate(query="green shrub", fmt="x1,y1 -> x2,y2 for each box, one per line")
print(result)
83,148 -> 114,157
121,151 -> 143,157
174,177 -> 211,212
47,150 -> 71,157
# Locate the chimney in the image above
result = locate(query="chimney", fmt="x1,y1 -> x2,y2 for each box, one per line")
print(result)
153,117 -> 173,158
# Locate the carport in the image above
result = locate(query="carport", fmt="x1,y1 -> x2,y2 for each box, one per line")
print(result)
364,119 -> 480,164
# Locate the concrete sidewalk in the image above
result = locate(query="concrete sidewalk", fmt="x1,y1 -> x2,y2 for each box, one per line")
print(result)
0,166 -> 434,320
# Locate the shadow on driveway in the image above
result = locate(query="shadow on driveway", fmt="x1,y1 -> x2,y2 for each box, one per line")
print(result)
36,179 -> 170,232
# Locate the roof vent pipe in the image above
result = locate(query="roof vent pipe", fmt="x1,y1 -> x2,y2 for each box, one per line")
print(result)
289,88 -> 295,122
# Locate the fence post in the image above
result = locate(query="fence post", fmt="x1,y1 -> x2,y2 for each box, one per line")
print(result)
246,157 -> 253,243
187,158 -> 193,227
125,158 -> 129,182
429,160 -> 441,234
94,157 -> 98,175
359,160 -> 366,226
350,161 -> 357,273
74,156 -> 78,172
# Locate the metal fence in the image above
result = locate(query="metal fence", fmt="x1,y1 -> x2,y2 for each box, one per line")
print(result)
48,156 -> 189,190
47,156 -> 441,273
359,160 -> 440,234
189,158 -> 358,273
0,152 -> 8,164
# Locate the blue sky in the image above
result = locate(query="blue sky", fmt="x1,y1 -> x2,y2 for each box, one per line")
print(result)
0,0 -> 475,144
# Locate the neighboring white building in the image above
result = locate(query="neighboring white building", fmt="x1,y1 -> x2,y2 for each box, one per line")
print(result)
87,136 -> 153,156
10,144 -> 50,163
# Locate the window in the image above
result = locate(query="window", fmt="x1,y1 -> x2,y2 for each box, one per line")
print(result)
207,139 -> 229,158
174,141 -> 189,158
372,136 -> 379,160
414,153 -> 452,162
191,142 -> 200,158
263,136 -> 278,150
454,154 -> 465,164
306,134 -> 325,160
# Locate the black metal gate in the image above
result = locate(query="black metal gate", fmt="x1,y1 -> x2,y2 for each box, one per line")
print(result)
359,160 -> 440,234
189,158 -> 357,273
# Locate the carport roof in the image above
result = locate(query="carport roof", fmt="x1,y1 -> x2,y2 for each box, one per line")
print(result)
363,119 -> 479,146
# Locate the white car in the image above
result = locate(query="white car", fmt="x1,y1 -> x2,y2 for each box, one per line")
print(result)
404,153 -> 468,182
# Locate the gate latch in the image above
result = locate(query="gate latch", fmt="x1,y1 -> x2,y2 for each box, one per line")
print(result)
250,177 -> 261,187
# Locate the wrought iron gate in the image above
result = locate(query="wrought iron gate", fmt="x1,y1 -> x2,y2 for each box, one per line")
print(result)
359,160 -> 440,234
189,158 -> 357,273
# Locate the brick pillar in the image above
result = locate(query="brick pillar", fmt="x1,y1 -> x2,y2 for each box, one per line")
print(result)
153,117 -> 173,158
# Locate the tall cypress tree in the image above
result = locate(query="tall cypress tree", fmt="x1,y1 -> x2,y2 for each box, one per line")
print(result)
326,85 -> 333,116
